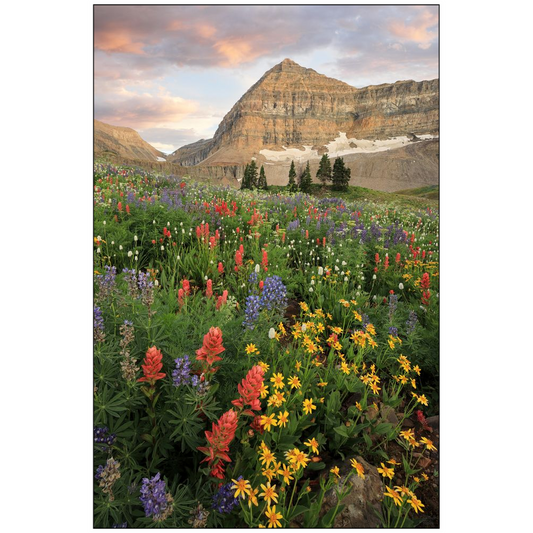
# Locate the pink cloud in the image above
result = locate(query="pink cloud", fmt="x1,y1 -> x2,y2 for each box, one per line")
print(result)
95,84 -> 198,129
95,29 -> 147,55
388,8 -> 438,45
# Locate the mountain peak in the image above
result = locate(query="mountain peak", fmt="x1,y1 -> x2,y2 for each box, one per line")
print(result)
269,57 -> 305,72
281,58 -> 298,66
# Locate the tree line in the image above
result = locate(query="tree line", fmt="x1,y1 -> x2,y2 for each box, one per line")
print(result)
240,154 -> 351,192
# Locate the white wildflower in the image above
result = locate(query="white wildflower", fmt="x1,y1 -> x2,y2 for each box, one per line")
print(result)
268,328 -> 276,339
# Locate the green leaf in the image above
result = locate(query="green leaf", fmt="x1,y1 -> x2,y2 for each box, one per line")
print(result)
289,505 -> 309,521
307,461 -> 325,471
333,425 -> 349,438
363,432 -> 372,448
373,422 -> 394,435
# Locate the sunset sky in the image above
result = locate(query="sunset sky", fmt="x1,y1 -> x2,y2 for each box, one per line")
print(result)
94,5 -> 439,154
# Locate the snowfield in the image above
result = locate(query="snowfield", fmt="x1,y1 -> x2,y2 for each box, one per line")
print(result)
259,132 -> 438,162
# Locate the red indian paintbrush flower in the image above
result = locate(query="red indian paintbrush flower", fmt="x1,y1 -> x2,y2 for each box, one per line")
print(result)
196,327 -> 225,366
421,272 -> 430,290
138,346 -> 166,384
232,365 -> 264,415
206,279 -> 213,298
197,409 -> 238,478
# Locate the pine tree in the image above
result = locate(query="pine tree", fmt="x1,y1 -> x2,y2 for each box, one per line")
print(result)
249,160 -> 258,189
299,161 -> 312,192
241,163 -> 250,190
257,165 -> 268,189
316,153 -> 332,186
332,157 -> 349,191
287,161 -> 297,192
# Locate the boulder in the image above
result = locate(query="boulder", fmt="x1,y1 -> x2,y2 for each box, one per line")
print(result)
319,456 -> 383,528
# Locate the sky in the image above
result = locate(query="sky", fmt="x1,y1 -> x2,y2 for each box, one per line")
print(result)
94,5 -> 439,154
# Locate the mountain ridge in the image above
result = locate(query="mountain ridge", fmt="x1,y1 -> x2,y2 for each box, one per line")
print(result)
168,58 -> 438,166
94,119 -> 166,162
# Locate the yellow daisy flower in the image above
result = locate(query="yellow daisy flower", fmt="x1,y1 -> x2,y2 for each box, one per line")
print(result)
302,398 -> 317,415
265,505 -> 283,528
231,478 -> 251,499
259,482 -> 278,506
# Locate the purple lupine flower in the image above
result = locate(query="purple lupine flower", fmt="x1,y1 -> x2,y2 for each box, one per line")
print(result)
243,295 -> 261,330
94,426 -> 117,449
211,479 -> 240,514
137,271 -> 154,308
139,472 -> 169,519
406,311 -> 418,335
94,306 -> 105,343
362,314 -> 370,328
123,268 -> 138,297
248,270 -> 259,288
112,522 -> 128,528
389,326 -> 399,337
259,275 -> 287,313
172,355 -> 196,387
96,265 -> 117,300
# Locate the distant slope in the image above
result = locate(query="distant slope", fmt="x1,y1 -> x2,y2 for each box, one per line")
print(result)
94,120 -> 165,162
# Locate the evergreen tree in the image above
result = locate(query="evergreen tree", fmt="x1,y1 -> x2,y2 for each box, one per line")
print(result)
257,165 -> 268,189
316,153 -> 332,186
299,161 -> 312,192
332,157 -> 351,191
241,163 -> 250,190
287,160 -> 297,192
249,160 -> 259,189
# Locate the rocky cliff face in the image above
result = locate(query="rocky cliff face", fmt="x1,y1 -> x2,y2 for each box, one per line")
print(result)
94,120 -> 165,162
168,59 -> 438,166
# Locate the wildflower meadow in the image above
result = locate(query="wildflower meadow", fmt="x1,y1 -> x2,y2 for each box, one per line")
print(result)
93,163 -> 439,528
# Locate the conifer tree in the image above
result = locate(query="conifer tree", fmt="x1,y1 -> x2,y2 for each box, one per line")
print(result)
316,153 -> 332,186
249,160 -> 259,189
241,163 -> 250,190
299,161 -> 312,192
332,157 -> 351,191
287,160 -> 297,192
258,165 -> 268,189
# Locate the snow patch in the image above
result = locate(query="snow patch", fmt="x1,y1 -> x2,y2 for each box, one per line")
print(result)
259,145 -> 318,163
259,133 -> 438,162
156,156 -> 166,162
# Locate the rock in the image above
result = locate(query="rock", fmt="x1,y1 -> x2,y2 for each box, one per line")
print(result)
320,456 -> 383,528
401,416 -> 415,428
365,404 -> 380,421
426,415 -> 439,431
380,405 -> 399,426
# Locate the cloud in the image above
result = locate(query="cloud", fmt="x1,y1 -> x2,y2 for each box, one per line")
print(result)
94,85 -> 198,129
388,7 -> 438,46
94,5 -> 438,145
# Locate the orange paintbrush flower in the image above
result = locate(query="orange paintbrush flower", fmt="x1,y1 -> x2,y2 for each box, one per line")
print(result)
196,327 -> 225,366
137,346 -> 166,384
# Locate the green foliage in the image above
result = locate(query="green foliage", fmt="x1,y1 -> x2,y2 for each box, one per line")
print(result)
257,165 -> 268,189
287,160 -> 297,192
316,153 -> 332,185
332,156 -> 351,191
299,161 -> 312,192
